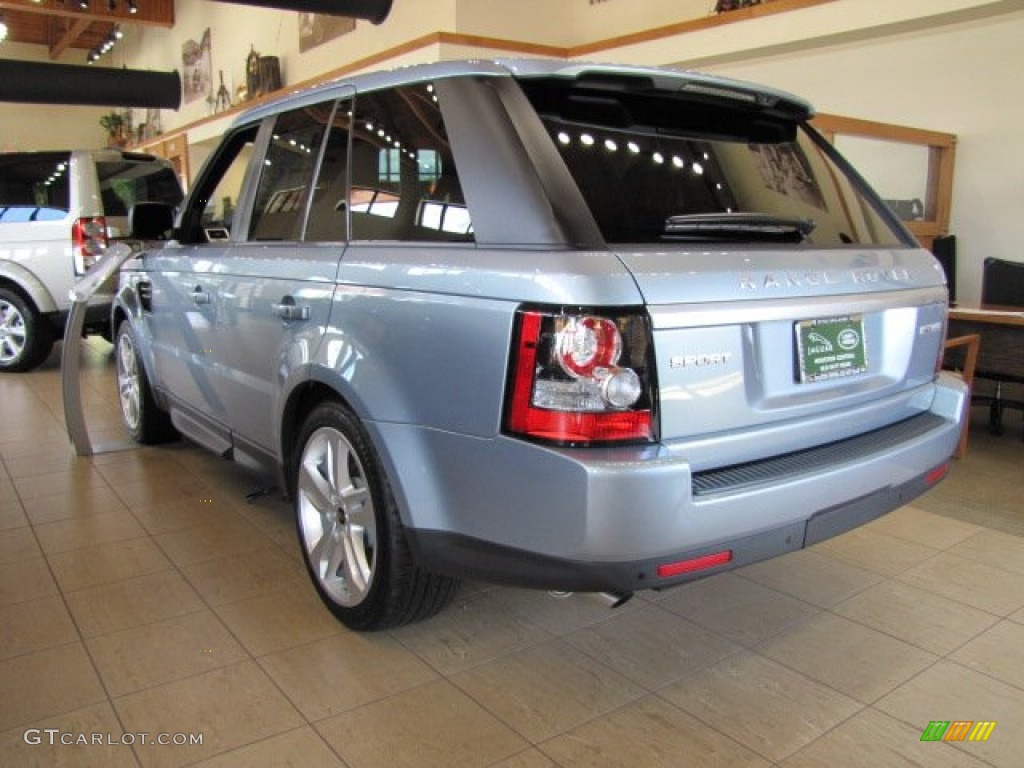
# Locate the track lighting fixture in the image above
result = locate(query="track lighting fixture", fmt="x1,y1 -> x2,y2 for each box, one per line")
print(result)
128,0 -> 137,14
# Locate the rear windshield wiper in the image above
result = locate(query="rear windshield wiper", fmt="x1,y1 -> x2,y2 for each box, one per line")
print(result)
663,213 -> 816,243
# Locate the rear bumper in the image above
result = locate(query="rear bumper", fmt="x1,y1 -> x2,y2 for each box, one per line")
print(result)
381,374 -> 966,593
408,465 -> 945,593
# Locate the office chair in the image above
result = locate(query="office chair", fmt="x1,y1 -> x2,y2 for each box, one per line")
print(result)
973,257 -> 1024,436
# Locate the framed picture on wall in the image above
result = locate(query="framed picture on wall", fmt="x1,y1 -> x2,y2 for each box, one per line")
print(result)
298,13 -> 356,53
182,28 -> 213,104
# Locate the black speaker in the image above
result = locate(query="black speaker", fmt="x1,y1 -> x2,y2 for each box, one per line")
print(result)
932,234 -> 956,305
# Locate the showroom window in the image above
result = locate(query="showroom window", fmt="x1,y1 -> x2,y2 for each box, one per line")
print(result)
349,84 -> 473,242
180,125 -> 258,243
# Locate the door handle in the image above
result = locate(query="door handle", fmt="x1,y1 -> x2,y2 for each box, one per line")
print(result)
191,286 -> 211,305
272,297 -> 310,321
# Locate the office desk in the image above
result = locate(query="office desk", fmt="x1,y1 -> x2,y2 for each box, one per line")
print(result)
948,305 -> 1024,379
947,305 -> 1024,435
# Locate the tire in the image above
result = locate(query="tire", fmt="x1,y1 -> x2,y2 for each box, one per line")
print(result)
0,288 -> 55,372
294,402 -> 459,630
115,321 -> 179,444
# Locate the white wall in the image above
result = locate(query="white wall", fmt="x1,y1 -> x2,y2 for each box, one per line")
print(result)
0,43 -> 108,151
701,9 -> 1024,304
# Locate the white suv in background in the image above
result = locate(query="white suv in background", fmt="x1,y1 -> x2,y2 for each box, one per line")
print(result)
0,149 -> 183,371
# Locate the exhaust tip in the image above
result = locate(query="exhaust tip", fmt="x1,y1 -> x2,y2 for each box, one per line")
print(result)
548,591 -> 633,609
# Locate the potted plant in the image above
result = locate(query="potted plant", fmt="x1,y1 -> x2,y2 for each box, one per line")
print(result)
99,112 -> 126,146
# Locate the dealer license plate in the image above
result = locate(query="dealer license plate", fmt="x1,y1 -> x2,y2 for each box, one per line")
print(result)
795,315 -> 868,383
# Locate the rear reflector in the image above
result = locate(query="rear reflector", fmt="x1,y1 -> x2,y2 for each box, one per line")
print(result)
926,463 -> 950,485
656,550 -> 733,578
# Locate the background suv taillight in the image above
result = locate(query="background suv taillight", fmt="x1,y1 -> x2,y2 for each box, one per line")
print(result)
71,216 -> 108,275
504,307 -> 657,446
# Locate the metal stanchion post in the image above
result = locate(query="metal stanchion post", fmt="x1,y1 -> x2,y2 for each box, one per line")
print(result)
62,243 -> 138,457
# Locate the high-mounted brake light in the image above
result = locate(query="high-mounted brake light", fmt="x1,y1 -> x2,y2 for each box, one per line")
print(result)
72,216 -> 108,275
504,308 -> 656,446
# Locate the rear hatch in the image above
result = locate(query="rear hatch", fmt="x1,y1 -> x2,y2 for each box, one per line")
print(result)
515,68 -> 949,460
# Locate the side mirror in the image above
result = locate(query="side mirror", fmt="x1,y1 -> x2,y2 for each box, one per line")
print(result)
129,201 -> 175,240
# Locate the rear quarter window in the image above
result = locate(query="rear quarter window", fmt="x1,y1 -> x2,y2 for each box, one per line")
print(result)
0,152 -> 71,221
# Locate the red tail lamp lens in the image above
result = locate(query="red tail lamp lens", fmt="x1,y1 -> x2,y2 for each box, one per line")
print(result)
505,308 -> 656,446
657,550 -> 733,578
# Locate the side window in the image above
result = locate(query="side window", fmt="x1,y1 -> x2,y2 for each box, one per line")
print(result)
350,84 -> 473,242
304,99 -> 351,242
180,125 -> 257,244
0,152 -> 71,223
249,103 -> 332,241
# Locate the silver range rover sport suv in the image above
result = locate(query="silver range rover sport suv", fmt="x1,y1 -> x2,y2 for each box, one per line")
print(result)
112,59 -> 966,630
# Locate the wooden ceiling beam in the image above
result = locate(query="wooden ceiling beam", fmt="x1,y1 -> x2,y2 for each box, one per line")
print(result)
0,0 -> 174,29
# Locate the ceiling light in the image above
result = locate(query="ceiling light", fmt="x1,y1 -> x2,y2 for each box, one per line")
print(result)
127,0 -> 138,13
0,14 -> 7,44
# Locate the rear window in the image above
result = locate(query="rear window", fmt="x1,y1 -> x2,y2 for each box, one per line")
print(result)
96,160 -> 184,217
518,78 -> 903,247
0,152 -> 71,222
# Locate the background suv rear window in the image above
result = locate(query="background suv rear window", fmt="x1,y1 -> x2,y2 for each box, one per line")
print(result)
96,160 -> 184,217
0,152 -> 71,221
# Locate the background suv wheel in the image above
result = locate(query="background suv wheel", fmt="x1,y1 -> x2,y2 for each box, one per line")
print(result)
0,288 -> 54,373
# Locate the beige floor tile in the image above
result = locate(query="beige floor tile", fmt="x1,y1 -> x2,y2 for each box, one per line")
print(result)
0,498 -> 27,531
949,620 -> 1024,690
539,694 -> 770,768
562,601 -> 741,689
86,610 -> 249,697
0,701 -> 139,768
4,447 -> 91,481
393,591 -> 551,674
12,466 -> 109,502
47,537 -> 173,592
181,546 -> 307,606
192,726 -> 344,767
948,529 -> 1024,575
866,505 -> 981,550
130,497 -> 241,536
812,526 -> 941,577
875,661 -> 1023,768
23,485 -> 129,526
780,706 -> 988,768
259,632 -> 437,720
660,652 -> 862,762
110,475 -> 221,512
489,749 -> 559,768
212,586 -> 342,656
0,594 -> 79,662
114,660 -> 304,768
657,571 -> 820,646
0,643 -> 106,732
316,679 -> 527,768
65,570 -> 206,638
451,639 -> 644,742
33,510 -> 148,555
0,557 -> 58,606
736,549 -> 882,608
154,517 -> 273,568
757,613 -> 937,703
895,551 -> 1024,616
0,526 -> 42,564
831,579 -> 999,655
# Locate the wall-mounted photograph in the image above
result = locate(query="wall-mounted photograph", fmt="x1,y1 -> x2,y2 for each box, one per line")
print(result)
299,13 -> 356,53
182,28 -> 213,104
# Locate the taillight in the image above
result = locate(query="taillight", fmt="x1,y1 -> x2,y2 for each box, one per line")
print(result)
504,307 -> 657,446
72,216 -> 108,275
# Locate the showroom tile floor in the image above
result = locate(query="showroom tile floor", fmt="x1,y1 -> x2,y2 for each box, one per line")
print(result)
1,338 -> 1023,767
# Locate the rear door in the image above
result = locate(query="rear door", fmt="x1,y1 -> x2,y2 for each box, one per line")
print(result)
206,95 -> 351,456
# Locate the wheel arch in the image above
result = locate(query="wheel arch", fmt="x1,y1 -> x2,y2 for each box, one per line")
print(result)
0,265 -> 58,315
